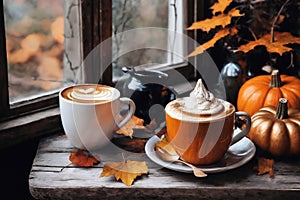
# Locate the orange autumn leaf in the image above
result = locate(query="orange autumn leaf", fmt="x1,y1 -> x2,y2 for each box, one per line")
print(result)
36,54 -> 62,90
100,160 -> 148,186
211,0 -> 233,15
21,33 -> 43,54
188,27 -> 238,57
155,136 -> 177,156
253,157 -> 274,177
116,115 -> 145,138
9,33 -> 47,64
69,149 -> 100,167
45,45 -> 64,57
8,49 -> 31,64
238,32 -> 300,55
187,8 -> 243,32
51,17 -> 64,44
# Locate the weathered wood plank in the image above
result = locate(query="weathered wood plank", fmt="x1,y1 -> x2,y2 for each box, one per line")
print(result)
29,134 -> 300,200
30,162 -> 300,190
29,169 -> 300,200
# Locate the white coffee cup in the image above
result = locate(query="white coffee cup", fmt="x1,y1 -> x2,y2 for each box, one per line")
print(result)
59,84 -> 135,150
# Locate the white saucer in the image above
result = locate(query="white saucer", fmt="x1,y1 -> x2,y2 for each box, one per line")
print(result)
145,133 -> 256,174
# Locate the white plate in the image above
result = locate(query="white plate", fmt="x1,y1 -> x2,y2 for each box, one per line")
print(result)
145,132 -> 256,174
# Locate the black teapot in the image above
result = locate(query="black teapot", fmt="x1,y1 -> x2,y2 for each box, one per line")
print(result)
120,66 -> 176,125
219,62 -> 243,107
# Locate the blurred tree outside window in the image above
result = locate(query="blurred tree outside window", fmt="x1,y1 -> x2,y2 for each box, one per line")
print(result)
3,0 -> 186,103
4,0 -> 65,103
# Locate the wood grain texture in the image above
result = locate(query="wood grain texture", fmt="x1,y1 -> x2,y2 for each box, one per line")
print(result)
29,133 -> 300,200
0,108 -> 62,149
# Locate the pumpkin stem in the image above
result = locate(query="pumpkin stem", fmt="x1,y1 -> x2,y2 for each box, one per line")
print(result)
275,98 -> 289,119
270,70 -> 282,88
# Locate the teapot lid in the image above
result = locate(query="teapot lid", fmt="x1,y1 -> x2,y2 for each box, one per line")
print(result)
122,66 -> 168,80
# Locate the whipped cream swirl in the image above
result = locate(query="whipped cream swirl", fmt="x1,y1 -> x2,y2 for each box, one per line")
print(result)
183,79 -> 224,116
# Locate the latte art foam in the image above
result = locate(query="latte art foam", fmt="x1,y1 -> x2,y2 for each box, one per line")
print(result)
71,87 -> 112,101
61,85 -> 119,103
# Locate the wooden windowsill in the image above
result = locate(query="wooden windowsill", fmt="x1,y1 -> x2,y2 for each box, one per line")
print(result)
0,107 -> 62,149
29,131 -> 300,199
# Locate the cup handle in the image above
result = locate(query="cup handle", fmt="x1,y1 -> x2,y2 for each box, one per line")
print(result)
231,111 -> 251,145
117,97 -> 136,128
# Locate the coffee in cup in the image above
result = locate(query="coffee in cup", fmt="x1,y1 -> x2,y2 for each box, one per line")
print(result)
59,84 -> 135,150
165,79 -> 250,165
61,84 -> 116,103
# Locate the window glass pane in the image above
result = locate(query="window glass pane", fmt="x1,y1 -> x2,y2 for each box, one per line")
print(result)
3,0 -> 65,103
112,0 -> 185,79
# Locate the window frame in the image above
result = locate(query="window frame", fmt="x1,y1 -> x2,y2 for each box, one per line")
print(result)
0,1 -> 9,119
0,0 -> 204,147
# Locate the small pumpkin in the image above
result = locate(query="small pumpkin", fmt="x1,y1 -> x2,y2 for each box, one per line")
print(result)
248,98 -> 300,156
237,70 -> 300,116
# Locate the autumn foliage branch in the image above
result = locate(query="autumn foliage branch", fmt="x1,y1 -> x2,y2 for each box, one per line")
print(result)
187,0 -> 300,57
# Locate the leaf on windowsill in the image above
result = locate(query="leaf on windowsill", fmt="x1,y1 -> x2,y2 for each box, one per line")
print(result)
116,115 -> 146,138
210,0 -> 233,15
253,157 -> 274,178
69,149 -> 100,167
188,27 -> 238,57
100,160 -> 149,186
238,32 -> 300,55
187,8 -> 243,32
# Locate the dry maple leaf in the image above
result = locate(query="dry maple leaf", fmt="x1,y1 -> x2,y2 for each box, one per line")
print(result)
238,32 -> 300,55
100,160 -> 149,186
116,115 -> 145,138
187,8 -> 243,32
69,149 -> 100,167
253,157 -> 274,178
155,135 -> 177,156
188,27 -> 238,57
210,0 -> 233,15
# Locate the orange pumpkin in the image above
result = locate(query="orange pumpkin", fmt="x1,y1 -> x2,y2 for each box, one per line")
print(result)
248,98 -> 300,156
237,70 -> 300,116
